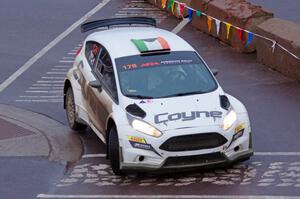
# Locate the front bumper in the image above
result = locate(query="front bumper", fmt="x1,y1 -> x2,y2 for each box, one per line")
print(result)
121,148 -> 253,172
118,122 -> 253,172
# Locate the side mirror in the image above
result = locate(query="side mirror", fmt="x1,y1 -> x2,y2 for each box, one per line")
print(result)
89,80 -> 102,91
212,69 -> 219,76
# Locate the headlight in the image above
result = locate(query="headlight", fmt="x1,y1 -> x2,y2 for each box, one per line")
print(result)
222,110 -> 237,131
132,119 -> 162,138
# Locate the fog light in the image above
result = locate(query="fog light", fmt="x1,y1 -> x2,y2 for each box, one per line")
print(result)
233,130 -> 244,141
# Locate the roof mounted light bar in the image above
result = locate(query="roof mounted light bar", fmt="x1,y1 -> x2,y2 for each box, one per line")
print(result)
81,17 -> 156,33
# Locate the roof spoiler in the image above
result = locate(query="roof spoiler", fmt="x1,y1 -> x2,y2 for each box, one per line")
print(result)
81,17 -> 156,33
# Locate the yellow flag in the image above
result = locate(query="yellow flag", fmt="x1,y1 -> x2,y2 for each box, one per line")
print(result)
226,23 -> 232,39
207,17 -> 212,32
161,0 -> 167,8
172,1 -> 175,14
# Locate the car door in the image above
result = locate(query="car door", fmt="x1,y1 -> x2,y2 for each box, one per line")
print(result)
86,45 -> 118,135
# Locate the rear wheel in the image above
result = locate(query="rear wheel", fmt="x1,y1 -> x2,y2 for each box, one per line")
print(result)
65,87 -> 87,131
108,126 -> 122,175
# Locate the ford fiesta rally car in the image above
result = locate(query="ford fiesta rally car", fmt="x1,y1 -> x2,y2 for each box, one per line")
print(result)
64,17 -> 253,175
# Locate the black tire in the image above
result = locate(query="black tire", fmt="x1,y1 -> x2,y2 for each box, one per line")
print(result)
108,126 -> 122,175
65,87 -> 87,131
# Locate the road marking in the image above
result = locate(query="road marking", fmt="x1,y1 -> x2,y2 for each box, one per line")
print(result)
37,81 -> 64,83
81,152 -> 300,159
20,96 -> 63,98
172,18 -> 190,34
42,77 -> 65,80
53,65 -> 71,68
59,60 -> 74,63
255,152 -> 300,156
36,194 -> 300,199
82,154 -> 106,158
0,0 -> 112,93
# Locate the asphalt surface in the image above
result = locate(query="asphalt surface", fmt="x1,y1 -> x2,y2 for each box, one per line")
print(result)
0,0 -> 300,198
248,0 -> 300,24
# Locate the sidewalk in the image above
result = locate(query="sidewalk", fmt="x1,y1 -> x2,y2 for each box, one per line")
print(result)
0,104 -> 83,163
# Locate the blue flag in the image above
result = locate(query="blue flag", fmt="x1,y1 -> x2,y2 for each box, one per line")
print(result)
188,8 -> 193,21
245,32 -> 253,48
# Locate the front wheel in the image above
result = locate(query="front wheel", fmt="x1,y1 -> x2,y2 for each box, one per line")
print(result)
65,87 -> 87,131
108,126 -> 122,175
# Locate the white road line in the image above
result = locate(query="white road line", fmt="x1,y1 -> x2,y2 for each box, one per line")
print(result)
68,52 -> 77,55
29,87 -> 63,90
0,0 -> 112,93
62,57 -> 75,60
36,194 -> 300,199
20,96 -> 63,98
255,152 -> 300,156
46,71 -> 67,75
81,152 -> 300,159
53,65 -> 71,68
172,18 -> 190,34
16,99 -> 63,103
37,81 -> 64,83
52,68 -> 69,71
82,153 -> 106,158
42,77 -> 65,79
59,60 -> 74,63
33,84 -> 63,87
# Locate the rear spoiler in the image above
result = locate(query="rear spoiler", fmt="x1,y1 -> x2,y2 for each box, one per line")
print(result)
81,17 -> 156,33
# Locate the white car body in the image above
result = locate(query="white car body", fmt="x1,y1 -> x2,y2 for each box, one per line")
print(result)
64,18 -> 253,173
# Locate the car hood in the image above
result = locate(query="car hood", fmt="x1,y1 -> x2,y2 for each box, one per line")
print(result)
123,91 -> 227,131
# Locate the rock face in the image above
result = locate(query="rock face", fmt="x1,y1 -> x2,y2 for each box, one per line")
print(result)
256,18 -> 300,82
190,0 -> 273,53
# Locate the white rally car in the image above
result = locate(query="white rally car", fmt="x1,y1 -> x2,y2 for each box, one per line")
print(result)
64,17 -> 253,175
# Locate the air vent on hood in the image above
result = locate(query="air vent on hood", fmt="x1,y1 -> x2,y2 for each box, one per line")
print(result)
220,95 -> 230,110
125,104 -> 146,118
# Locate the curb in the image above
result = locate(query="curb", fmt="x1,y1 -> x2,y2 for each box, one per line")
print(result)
0,104 -> 83,164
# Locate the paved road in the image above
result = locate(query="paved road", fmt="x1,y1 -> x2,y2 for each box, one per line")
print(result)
248,0 -> 300,24
0,0 -> 300,198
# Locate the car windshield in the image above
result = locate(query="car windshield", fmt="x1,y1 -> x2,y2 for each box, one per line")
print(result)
115,51 -> 218,99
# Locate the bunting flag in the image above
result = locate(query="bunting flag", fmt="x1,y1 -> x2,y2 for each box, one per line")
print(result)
167,0 -> 174,11
207,16 -> 212,32
237,28 -> 244,42
226,23 -> 232,40
188,8 -> 193,20
180,3 -> 185,17
164,0 -> 300,62
215,19 -> 221,35
245,32 -> 253,48
161,0 -> 167,9
171,1 -> 175,14
196,11 -> 202,17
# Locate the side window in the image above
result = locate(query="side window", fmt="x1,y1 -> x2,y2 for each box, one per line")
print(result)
85,41 -> 100,68
94,47 -> 118,101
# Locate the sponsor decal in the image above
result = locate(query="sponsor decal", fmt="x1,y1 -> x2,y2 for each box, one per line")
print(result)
128,136 -> 160,156
235,123 -> 246,133
128,136 -> 146,144
154,111 -> 223,124
139,99 -> 153,104
121,59 -> 195,71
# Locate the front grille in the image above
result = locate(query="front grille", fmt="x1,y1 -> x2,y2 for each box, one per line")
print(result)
163,152 -> 226,168
159,133 -> 228,152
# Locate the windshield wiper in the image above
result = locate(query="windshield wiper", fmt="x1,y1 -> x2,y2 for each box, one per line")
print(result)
161,91 -> 205,98
124,94 -> 154,99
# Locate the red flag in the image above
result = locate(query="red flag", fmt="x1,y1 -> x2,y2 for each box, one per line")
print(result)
180,3 -> 185,17
237,28 -> 244,42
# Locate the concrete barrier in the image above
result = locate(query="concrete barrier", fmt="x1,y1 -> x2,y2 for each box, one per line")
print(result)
190,0 -> 273,53
256,18 -> 300,82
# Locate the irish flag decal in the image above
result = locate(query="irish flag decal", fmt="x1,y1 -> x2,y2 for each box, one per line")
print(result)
131,37 -> 170,53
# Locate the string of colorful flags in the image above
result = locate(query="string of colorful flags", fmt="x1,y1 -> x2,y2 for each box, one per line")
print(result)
160,0 -> 300,61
